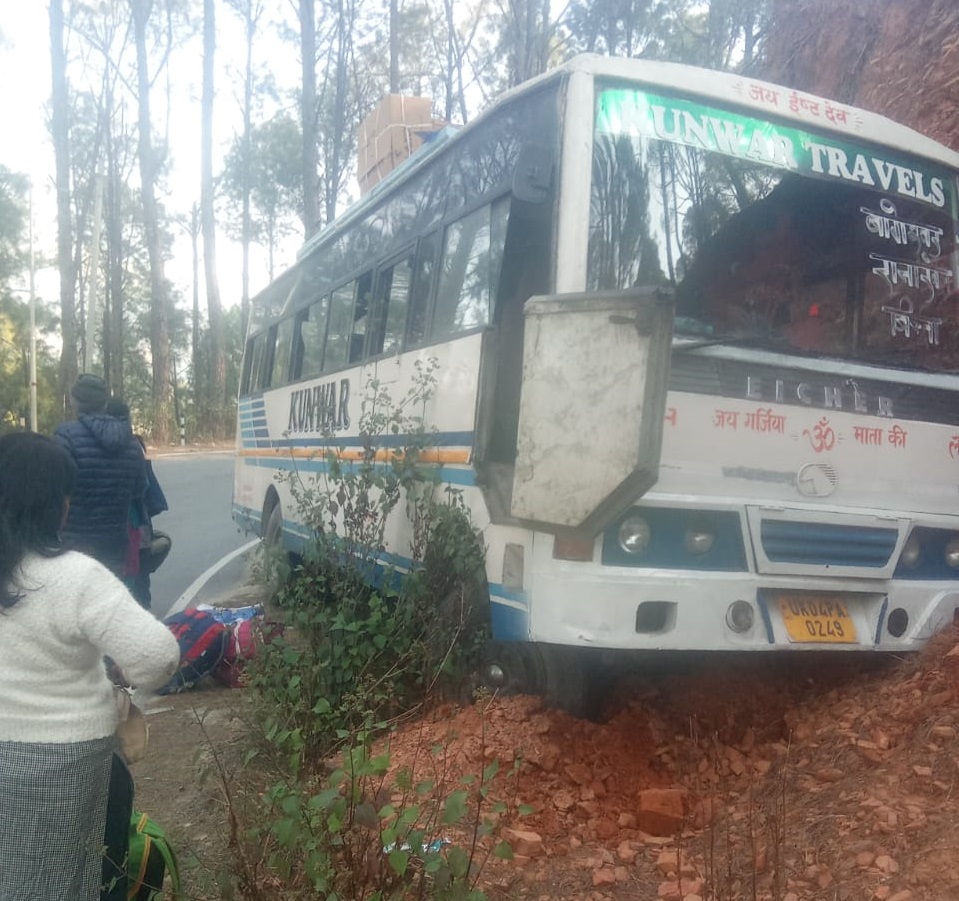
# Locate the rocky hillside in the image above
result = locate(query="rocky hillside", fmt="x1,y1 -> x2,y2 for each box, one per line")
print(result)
764,0 -> 959,152
380,629 -> 959,900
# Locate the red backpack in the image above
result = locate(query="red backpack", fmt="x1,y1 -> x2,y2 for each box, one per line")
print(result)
157,609 -> 229,695
213,616 -> 284,688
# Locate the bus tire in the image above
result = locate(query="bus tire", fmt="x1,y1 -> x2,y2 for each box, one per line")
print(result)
264,501 -> 283,549
538,644 -> 605,721
422,516 -> 491,647
261,499 -> 287,586
481,641 -> 544,696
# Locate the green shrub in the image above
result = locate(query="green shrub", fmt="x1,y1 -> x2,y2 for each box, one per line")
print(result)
252,728 -> 526,901
236,362 -> 513,898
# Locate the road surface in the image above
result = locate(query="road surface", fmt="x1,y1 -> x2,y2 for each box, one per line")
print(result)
146,450 -> 259,618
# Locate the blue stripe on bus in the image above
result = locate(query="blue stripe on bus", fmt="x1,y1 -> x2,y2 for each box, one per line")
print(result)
491,585 -> 527,603
232,501 -> 526,614
755,593 -> 776,644
254,430 -> 475,450
489,602 -> 529,641
874,596 -> 888,646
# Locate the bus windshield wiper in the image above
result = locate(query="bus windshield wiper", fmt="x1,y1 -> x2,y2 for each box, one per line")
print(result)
672,333 -> 787,352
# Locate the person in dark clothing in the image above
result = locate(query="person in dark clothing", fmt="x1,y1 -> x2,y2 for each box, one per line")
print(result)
103,398 -> 170,609
53,374 -> 147,577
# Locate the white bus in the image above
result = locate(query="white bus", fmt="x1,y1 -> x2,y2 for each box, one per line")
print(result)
234,55 -> 959,702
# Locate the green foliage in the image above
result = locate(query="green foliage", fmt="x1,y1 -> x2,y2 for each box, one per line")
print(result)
249,360 -> 488,765
249,727 -> 528,900
0,168 -> 61,433
562,0 -> 769,73
0,166 -> 28,284
234,364 -> 528,897
220,114 -> 304,254
0,293 -> 61,434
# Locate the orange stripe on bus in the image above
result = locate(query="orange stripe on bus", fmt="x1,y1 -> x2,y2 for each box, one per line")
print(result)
237,447 -> 471,464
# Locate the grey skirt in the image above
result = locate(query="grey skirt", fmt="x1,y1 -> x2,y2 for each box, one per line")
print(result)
0,736 -> 114,901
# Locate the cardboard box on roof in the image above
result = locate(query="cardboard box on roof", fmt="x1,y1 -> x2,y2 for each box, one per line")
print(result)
357,94 -> 444,194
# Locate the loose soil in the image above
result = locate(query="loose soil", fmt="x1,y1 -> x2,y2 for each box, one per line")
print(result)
137,611 -> 959,901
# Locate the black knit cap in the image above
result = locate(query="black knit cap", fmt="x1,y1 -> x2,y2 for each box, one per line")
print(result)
71,373 -> 108,413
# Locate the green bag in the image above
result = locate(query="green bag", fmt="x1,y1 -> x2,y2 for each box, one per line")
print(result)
127,811 -> 183,901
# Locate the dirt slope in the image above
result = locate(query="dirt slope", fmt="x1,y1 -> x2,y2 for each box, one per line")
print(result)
141,625 -> 959,900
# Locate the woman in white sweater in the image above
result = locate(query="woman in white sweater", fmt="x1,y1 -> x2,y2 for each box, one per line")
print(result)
0,431 -> 180,901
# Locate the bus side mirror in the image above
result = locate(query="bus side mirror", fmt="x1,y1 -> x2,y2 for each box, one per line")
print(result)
512,143 -> 553,204
511,288 -> 675,538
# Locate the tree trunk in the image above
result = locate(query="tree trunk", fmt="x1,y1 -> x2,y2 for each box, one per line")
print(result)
49,0 -> 78,412
131,0 -> 173,444
202,0 -> 226,438
240,0 -> 260,344
389,0 -> 399,93
105,73 -> 125,397
324,1 -> 350,224
300,0 -> 319,236
190,203 -> 201,434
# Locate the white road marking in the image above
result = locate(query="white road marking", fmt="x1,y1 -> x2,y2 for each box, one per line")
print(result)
166,538 -> 260,616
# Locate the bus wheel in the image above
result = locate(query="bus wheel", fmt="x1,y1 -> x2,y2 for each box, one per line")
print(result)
422,515 -> 490,656
264,501 -> 283,549
481,641 -> 544,696
537,644 -> 606,721
261,499 -> 287,586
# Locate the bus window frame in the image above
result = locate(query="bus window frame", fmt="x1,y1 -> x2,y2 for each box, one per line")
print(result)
348,270 -> 375,365
292,291 -> 332,382
403,230 -> 445,352
270,316 -> 297,389
242,186 -> 520,389
322,278 -> 360,374
366,246 -> 417,361
432,190 -> 512,343
261,325 -> 278,390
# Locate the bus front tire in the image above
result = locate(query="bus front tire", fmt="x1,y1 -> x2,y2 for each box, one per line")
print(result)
537,644 -> 606,721
262,501 -> 287,586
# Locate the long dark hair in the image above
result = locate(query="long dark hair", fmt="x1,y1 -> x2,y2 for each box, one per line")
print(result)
0,432 -> 77,609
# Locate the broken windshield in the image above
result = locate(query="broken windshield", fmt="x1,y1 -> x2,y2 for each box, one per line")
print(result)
588,83 -> 959,373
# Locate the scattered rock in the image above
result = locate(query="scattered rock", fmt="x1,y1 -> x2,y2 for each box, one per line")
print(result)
501,827 -> 544,859
637,788 -> 687,836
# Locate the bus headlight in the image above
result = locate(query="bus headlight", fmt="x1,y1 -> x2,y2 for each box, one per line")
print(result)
900,533 -> 922,568
618,516 -> 651,555
685,526 -> 715,555
945,537 -> 959,569
726,600 -> 754,633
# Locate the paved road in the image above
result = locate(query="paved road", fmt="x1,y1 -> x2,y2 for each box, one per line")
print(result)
146,450 -> 259,618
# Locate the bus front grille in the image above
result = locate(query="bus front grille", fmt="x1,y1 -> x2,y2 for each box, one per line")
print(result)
760,520 -> 898,568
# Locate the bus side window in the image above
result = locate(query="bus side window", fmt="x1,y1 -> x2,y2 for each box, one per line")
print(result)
434,198 -> 510,340
383,257 -> 413,355
324,282 -> 355,373
408,232 -> 439,347
296,294 -> 329,380
349,271 -> 374,364
369,255 -> 413,358
241,332 -> 265,394
257,326 -> 278,390
270,317 -> 296,388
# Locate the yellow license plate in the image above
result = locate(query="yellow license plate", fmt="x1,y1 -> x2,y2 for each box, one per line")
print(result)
777,595 -> 858,644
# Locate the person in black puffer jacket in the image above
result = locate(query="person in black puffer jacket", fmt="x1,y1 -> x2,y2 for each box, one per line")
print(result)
53,374 -> 147,577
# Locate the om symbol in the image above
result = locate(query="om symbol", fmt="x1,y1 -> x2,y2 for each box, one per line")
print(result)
949,436 -> 959,459
803,417 -> 836,453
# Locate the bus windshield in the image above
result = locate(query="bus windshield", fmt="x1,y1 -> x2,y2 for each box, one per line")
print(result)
589,83 -> 959,373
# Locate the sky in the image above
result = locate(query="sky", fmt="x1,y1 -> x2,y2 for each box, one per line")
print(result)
0,3 -> 303,320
